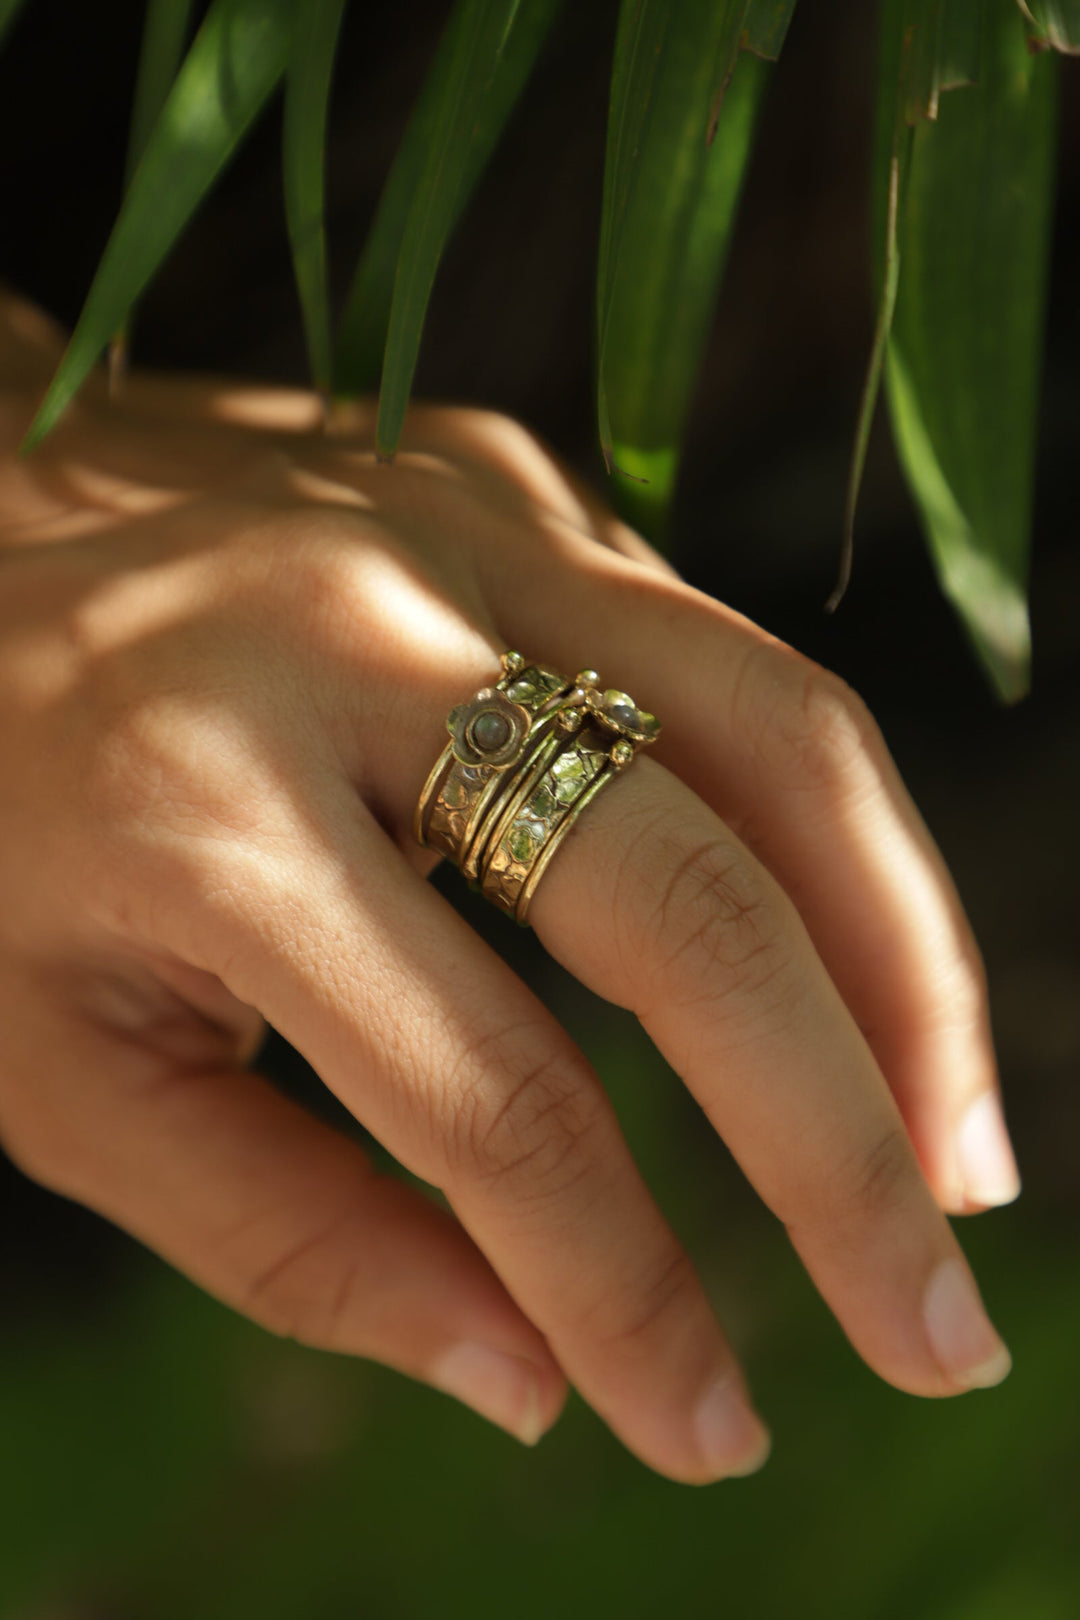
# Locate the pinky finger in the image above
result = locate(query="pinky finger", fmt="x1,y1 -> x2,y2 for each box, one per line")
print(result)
0,977 -> 566,1447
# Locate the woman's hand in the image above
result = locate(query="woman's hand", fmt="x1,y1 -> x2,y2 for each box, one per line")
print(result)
0,292 -> 1019,1483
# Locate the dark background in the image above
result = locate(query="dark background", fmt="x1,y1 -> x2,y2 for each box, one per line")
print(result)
0,2 -> 1077,1616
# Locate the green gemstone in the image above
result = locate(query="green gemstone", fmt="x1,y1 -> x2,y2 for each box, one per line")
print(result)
531,780 -> 558,820
506,677 -> 539,703
552,751 -> 588,803
507,823 -> 537,863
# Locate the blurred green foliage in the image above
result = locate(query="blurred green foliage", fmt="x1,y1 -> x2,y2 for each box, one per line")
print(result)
7,0 -> 1071,699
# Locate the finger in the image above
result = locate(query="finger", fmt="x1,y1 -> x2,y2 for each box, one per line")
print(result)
0,964 -> 565,1447
383,404 -> 683,578
474,528 -> 1018,1213
177,787 -> 772,1484
522,755 -> 1012,1398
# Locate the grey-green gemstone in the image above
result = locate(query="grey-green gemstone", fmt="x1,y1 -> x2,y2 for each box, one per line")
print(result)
531,780 -> 558,820
600,689 -> 638,727
507,823 -> 537,862
506,678 -> 539,703
472,710 -> 511,751
443,777 -> 468,809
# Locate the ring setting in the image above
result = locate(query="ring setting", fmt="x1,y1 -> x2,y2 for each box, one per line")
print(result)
447,688 -> 530,768
585,687 -> 661,744
415,651 -> 661,924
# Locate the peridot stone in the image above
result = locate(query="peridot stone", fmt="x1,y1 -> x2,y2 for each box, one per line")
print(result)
507,823 -> 537,863
531,780 -> 558,820
552,751 -> 587,804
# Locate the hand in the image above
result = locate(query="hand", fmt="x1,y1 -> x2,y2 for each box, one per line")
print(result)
0,292 -> 1019,1483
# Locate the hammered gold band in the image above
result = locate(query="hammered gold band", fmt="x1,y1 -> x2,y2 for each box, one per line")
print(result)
415,651 -> 661,925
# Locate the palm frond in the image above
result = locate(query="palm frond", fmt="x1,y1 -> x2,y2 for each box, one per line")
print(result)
284,0 -> 347,398
334,0 -> 563,457
23,0 -> 294,451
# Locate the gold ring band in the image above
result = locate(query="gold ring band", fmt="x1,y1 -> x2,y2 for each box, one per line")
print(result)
414,652 -> 578,863
415,651 -> 661,926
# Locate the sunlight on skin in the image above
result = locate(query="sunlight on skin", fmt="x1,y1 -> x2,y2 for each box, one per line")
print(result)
0,287 -> 1021,1483
283,465 -> 375,510
205,385 -> 327,433
40,458 -> 190,516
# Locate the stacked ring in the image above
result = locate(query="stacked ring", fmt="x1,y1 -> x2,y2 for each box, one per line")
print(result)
414,651 -> 580,864
416,651 -> 662,925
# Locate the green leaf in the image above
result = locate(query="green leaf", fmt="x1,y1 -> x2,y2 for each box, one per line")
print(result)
283,0 -> 346,397
828,71 -> 912,613
23,0 -> 293,452
110,0 -> 197,380
742,0 -> 797,60
597,0 -> 751,509
882,1 -> 1058,700
903,0 -> 985,123
0,0 -> 28,49
125,0 -> 197,187
335,0 -> 563,448
933,0 -> 985,89
603,48 -> 768,539
1017,0 -> 1080,51
832,0 -> 930,611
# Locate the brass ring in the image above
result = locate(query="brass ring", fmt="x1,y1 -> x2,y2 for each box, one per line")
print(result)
414,652 -> 580,865
415,652 -> 661,925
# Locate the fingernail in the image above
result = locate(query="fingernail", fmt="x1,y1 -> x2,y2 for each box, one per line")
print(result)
956,1093 -> 1021,1209
923,1258 -> 1012,1390
694,1376 -> 772,1479
430,1342 -> 545,1446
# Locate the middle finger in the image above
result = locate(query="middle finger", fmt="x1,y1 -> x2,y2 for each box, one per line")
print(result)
522,753 -> 1012,1398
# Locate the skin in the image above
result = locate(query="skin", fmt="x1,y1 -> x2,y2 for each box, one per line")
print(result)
0,290 -> 1020,1483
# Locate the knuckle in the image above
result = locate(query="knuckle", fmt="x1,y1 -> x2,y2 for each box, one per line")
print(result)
269,511 -> 443,663
830,1125 -> 915,1228
737,646 -> 881,795
448,1024 -> 602,1201
283,516 -> 370,621
645,835 -> 789,1011
586,1247 -> 702,1351
238,1206 -> 364,1351
454,405 -> 537,459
